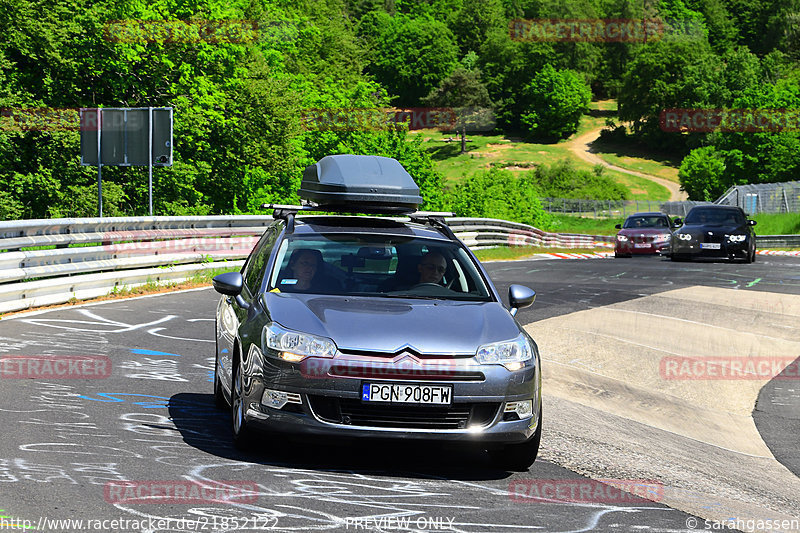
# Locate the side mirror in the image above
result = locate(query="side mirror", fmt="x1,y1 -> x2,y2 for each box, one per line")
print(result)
509,284 -> 536,316
614,224 -> 621,230
673,218 -> 683,227
748,219 -> 757,226
213,272 -> 250,309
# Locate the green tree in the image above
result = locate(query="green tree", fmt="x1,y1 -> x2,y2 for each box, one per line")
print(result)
618,37 -> 716,147
519,65 -> 591,140
678,145 -> 727,200
421,67 -> 495,153
360,12 -> 460,106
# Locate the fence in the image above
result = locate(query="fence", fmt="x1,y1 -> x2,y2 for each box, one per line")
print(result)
0,215 -> 616,314
715,182 -> 800,214
543,180 -> 800,219
0,215 -> 794,315
540,198 -> 713,218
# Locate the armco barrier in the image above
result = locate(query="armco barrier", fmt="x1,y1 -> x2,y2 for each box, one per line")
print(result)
0,215 -> 793,314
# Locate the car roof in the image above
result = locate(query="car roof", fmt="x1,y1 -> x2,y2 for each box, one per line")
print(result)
628,212 -> 667,217
291,215 -> 452,241
687,205 -> 741,211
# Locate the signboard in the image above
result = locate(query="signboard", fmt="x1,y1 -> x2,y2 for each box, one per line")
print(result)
80,108 -> 172,166
79,107 -> 173,216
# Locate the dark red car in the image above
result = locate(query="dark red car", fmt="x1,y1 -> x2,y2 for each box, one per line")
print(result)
614,212 -> 673,257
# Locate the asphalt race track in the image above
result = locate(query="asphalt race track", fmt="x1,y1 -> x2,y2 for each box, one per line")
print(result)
2,254 -> 799,532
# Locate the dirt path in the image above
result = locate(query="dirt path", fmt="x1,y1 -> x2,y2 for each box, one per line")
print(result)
566,127 -> 688,201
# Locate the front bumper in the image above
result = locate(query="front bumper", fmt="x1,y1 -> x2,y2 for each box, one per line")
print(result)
670,239 -> 750,258
240,355 -> 540,444
615,239 -> 670,255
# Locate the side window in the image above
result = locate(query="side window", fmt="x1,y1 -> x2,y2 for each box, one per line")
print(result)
242,226 -> 279,297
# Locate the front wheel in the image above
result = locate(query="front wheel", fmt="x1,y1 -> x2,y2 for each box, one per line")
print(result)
489,406 -> 542,471
213,324 -> 227,410
231,357 -> 254,449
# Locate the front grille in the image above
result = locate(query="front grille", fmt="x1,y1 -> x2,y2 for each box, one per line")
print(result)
308,396 -> 499,430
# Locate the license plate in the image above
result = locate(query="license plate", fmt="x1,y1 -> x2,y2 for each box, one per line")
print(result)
701,242 -> 721,249
362,383 -> 452,405
634,243 -> 651,248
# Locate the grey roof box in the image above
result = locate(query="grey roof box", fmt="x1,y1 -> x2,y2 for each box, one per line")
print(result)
299,154 -> 423,214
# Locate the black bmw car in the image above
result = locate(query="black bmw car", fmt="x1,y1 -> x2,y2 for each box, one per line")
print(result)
670,205 -> 757,263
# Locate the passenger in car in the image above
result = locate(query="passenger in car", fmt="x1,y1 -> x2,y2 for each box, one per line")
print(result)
279,249 -> 342,293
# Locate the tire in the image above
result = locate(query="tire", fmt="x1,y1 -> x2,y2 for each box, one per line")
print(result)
213,352 -> 227,410
213,321 -> 228,409
231,356 -> 254,450
489,406 -> 542,471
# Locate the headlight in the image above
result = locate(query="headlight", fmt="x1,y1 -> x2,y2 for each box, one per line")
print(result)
616,235 -> 628,241
726,234 -> 746,242
678,233 -> 692,241
653,234 -> 670,242
263,323 -> 337,362
475,334 -> 532,370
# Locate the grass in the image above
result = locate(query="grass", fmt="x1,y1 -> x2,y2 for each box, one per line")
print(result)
595,151 -> 681,183
751,212 -> 800,235
420,99 -> 672,201
548,214 -> 622,235
473,246 -> 610,261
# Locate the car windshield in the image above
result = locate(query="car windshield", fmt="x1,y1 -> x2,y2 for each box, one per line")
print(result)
623,216 -> 669,229
268,233 -> 493,301
685,208 -> 744,226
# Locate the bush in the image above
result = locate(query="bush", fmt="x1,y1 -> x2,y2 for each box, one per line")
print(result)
519,65 -> 591,140
450,167 -> 552,228
531,160 -> 629,200
678,146 -> 727,201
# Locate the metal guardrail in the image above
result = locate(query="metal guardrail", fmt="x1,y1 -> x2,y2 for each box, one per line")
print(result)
0,215 -> 794,315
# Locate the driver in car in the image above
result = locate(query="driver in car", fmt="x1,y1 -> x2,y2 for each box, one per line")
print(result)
417,251 -> 447,285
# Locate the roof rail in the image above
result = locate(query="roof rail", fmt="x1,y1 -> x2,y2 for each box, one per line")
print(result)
261,204 -> 458,240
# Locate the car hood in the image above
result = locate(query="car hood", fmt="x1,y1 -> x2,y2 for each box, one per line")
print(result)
676,223 -> 745,234
264,293 -> 522,355
618,228 -> 670,236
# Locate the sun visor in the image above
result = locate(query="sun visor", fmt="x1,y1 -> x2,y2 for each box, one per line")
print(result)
299,155 -> 423,214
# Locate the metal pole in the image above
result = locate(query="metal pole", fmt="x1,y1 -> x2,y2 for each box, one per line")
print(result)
97,108 -> 103,218
148,107 -> 153,216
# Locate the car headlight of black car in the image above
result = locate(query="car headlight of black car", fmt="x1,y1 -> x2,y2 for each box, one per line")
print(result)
677,233 -> 692,241
616,235 -> 628,241
263,322 -> 337,362
475,334 -> 533,371
726,234 -> 747,243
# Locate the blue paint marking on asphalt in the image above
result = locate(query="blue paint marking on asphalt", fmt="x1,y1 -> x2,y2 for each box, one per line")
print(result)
221,349 -> 229,353
132,348 -> 181,357
77,393 -> 170,408
207,370 -> 214,382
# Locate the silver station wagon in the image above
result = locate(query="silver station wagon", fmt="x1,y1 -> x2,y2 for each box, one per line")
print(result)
211,154 -> 541,470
